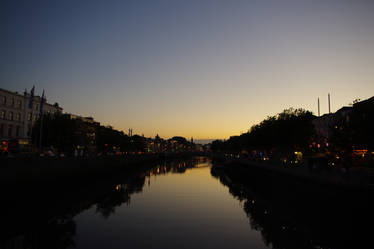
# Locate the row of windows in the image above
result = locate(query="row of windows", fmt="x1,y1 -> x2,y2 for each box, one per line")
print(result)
1,95 -> 56,113
0,123 -> 22,138
1,95 -> 23,109
0,111 -> 39,122
1,109 -> 54,122
0,110 -> 24,121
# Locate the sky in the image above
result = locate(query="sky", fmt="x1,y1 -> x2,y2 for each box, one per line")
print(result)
1,0 -> 374,140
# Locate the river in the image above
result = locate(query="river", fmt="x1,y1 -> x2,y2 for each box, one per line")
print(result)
73,157 -> 266,249
0,157 -> 371,249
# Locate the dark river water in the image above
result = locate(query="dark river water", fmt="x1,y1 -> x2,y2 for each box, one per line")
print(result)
74,158 -> 266,249
0,157 -> 371,249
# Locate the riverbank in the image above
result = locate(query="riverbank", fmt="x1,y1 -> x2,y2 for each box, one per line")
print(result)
211,163 -> 372,249
212,156 -> 374,191
0,152 -> 204,186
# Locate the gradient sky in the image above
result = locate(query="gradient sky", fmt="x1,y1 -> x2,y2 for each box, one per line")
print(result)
1,0 -> 374,139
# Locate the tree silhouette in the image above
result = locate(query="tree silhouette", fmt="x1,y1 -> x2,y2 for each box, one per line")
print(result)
211,108 -> 315,155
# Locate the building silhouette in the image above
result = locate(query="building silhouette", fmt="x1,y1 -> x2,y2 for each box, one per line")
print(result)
0,88 -> 62,145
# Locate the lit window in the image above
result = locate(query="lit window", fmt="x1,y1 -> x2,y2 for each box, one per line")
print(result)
27,112 -> 32,121
35,104 -> 39,111
0,110 -> 5,119
9,112 -> 13,121
15,113 -> 21,121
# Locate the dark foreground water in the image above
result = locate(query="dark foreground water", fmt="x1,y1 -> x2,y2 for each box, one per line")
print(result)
0,157 -> 371,249
73,158 -> 266,249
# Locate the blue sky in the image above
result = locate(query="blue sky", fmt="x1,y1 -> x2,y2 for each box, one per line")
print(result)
1,0 -> 374,139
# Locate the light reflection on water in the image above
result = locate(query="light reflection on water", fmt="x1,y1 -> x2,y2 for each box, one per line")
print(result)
73,157 -> 267,249
1,157 -> 370,249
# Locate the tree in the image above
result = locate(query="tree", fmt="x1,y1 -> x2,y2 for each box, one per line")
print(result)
211,108 -> 316,154
96,126 -> 131,153
32,113 -> 86,154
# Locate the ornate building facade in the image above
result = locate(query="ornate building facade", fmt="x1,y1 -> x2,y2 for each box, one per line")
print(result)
0,88 -> 62,144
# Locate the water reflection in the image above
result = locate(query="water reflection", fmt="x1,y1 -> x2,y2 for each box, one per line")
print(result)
0,157 -> 206,249
1,157 -> 370,249
95,178 -> 144,219
95,157 -> 208,219
0,218 -> 76,249
211,162 -> 372,249
147,156 -> 210,176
